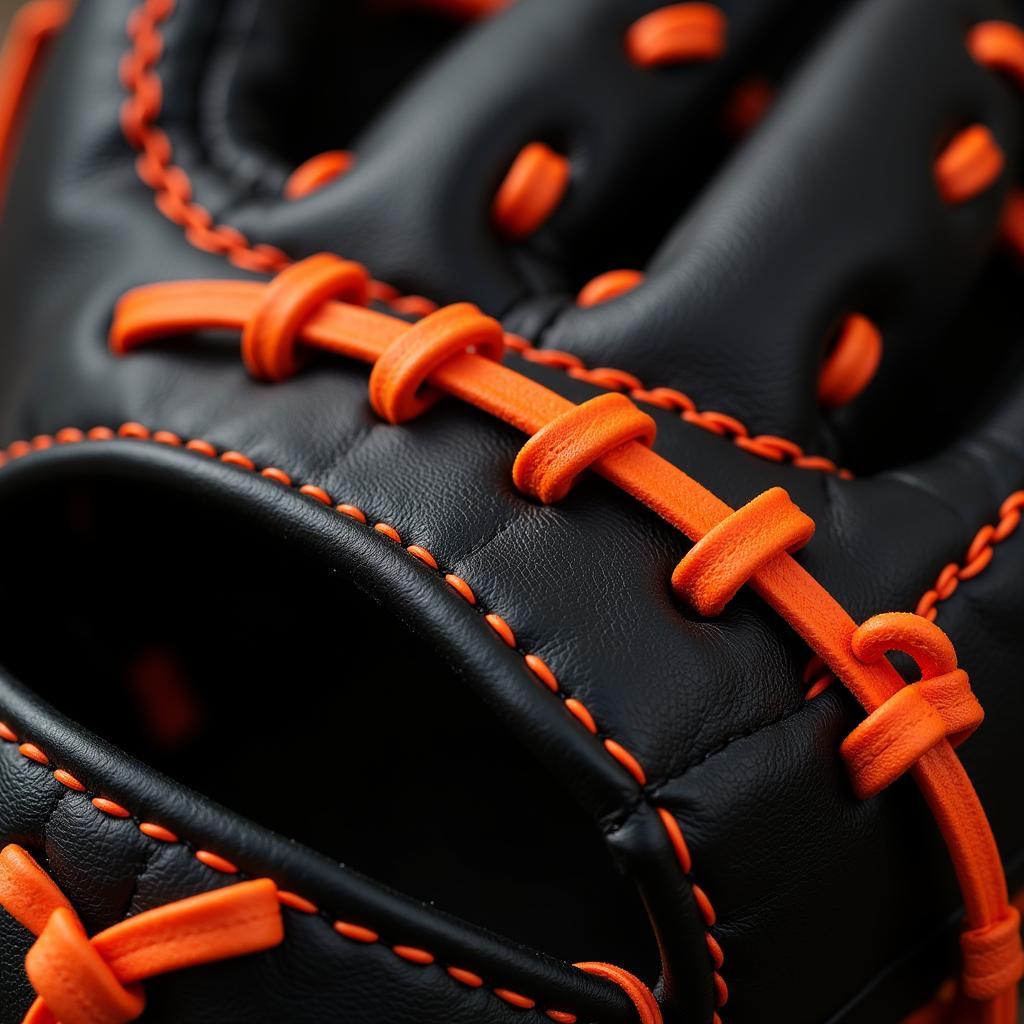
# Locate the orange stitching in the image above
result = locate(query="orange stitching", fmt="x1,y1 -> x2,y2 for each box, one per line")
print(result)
0,719 -> 585,1022
916,491 -> 1024,620
0,422 -> 726,1016
119,0 -> 847,481
805,489 -> 1024,700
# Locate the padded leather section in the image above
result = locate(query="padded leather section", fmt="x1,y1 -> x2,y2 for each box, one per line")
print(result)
0,1 -> 1023,1022
0,446 -> 642,1024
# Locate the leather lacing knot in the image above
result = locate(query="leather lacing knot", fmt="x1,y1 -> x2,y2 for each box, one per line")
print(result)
0,843 -> 283,1024
672,487 -> 815,616
242,253 -> 370,381
368,302 -> 504,423
512,393 -> 656,503
841,612 -> 983,799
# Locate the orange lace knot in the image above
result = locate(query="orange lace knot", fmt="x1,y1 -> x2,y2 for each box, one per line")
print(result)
242,253 -> 369,381
0,844 -> 284,1024
960,906 -> 1024,1000
28,906 -> 146,1024
625,3 -> 726,67
818,313 -> 882,408
840,613 -> 984,798
492,142 -> 570,239
512,393 -> 656,503
368,302 -> 504,423
575,962 -> 662,1024
671,487 -> 814,616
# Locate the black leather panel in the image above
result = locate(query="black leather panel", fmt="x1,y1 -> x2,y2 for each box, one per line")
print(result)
0,0 -> 1022,1021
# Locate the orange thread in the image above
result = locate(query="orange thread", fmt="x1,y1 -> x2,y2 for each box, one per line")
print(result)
277,891 -> 318,914
916,492 -> 1024,620
485,612 -> 516,647
92,798 -> 132,819
392,945 -> 435,965
492,142 -> 570,239
194,850 -> 238,875
138,823 -> 177,843
53,770 -> 85,792
446,966 -> 483,987
18,743 -> 47,765
626,3 -> 726,67
374,522 -> 402,543
934,125 -> 1004,205
333,921 -> 378,943
284,150 -> 354,199
495,988 -> 535,1009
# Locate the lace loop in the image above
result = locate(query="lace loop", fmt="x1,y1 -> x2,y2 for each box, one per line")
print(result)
242,253 -> 369,381
961,907 -> 1024,1000
671,487 -> 814,615
27,907 -> 146,1024
0,844 -> 284,1024
512,393 -> 656,503
841,613 -> 983,797
368,303 -> 504,423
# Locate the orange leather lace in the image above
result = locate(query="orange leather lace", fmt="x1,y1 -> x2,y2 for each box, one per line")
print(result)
0,843 -> 283,1024
0,0 -> 70,205
112,252 -> 1023,1021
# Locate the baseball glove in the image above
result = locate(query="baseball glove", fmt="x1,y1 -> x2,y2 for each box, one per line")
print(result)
0,0 -> 1022,1021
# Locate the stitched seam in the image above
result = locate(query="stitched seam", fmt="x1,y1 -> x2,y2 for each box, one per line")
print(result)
0,706 -> 583,1022
119,0 -> 850,483
915,491 -> 1024,620
0,422 -> 726,1019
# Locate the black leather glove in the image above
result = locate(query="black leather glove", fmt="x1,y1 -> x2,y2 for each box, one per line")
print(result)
0,0 -> 1022,1021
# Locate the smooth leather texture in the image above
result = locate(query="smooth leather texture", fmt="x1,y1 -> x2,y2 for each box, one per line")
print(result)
0,0 -> 1022,1021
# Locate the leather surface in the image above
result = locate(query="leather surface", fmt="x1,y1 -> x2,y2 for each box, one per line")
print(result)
0,0 -> 1022,1021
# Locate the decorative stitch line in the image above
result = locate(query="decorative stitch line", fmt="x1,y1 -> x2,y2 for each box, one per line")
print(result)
0,727 -> 580,1021
0,423 -> 727,1021
118,0 -> 850,483
802,488 -> 1024,700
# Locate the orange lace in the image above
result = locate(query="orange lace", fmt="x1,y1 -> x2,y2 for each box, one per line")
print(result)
0,0 -> 70,205
112,251 -> 1023,1021
0,843 -> 283,1024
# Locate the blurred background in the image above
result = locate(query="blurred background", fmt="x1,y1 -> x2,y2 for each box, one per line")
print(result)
0,1 -> 23,36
